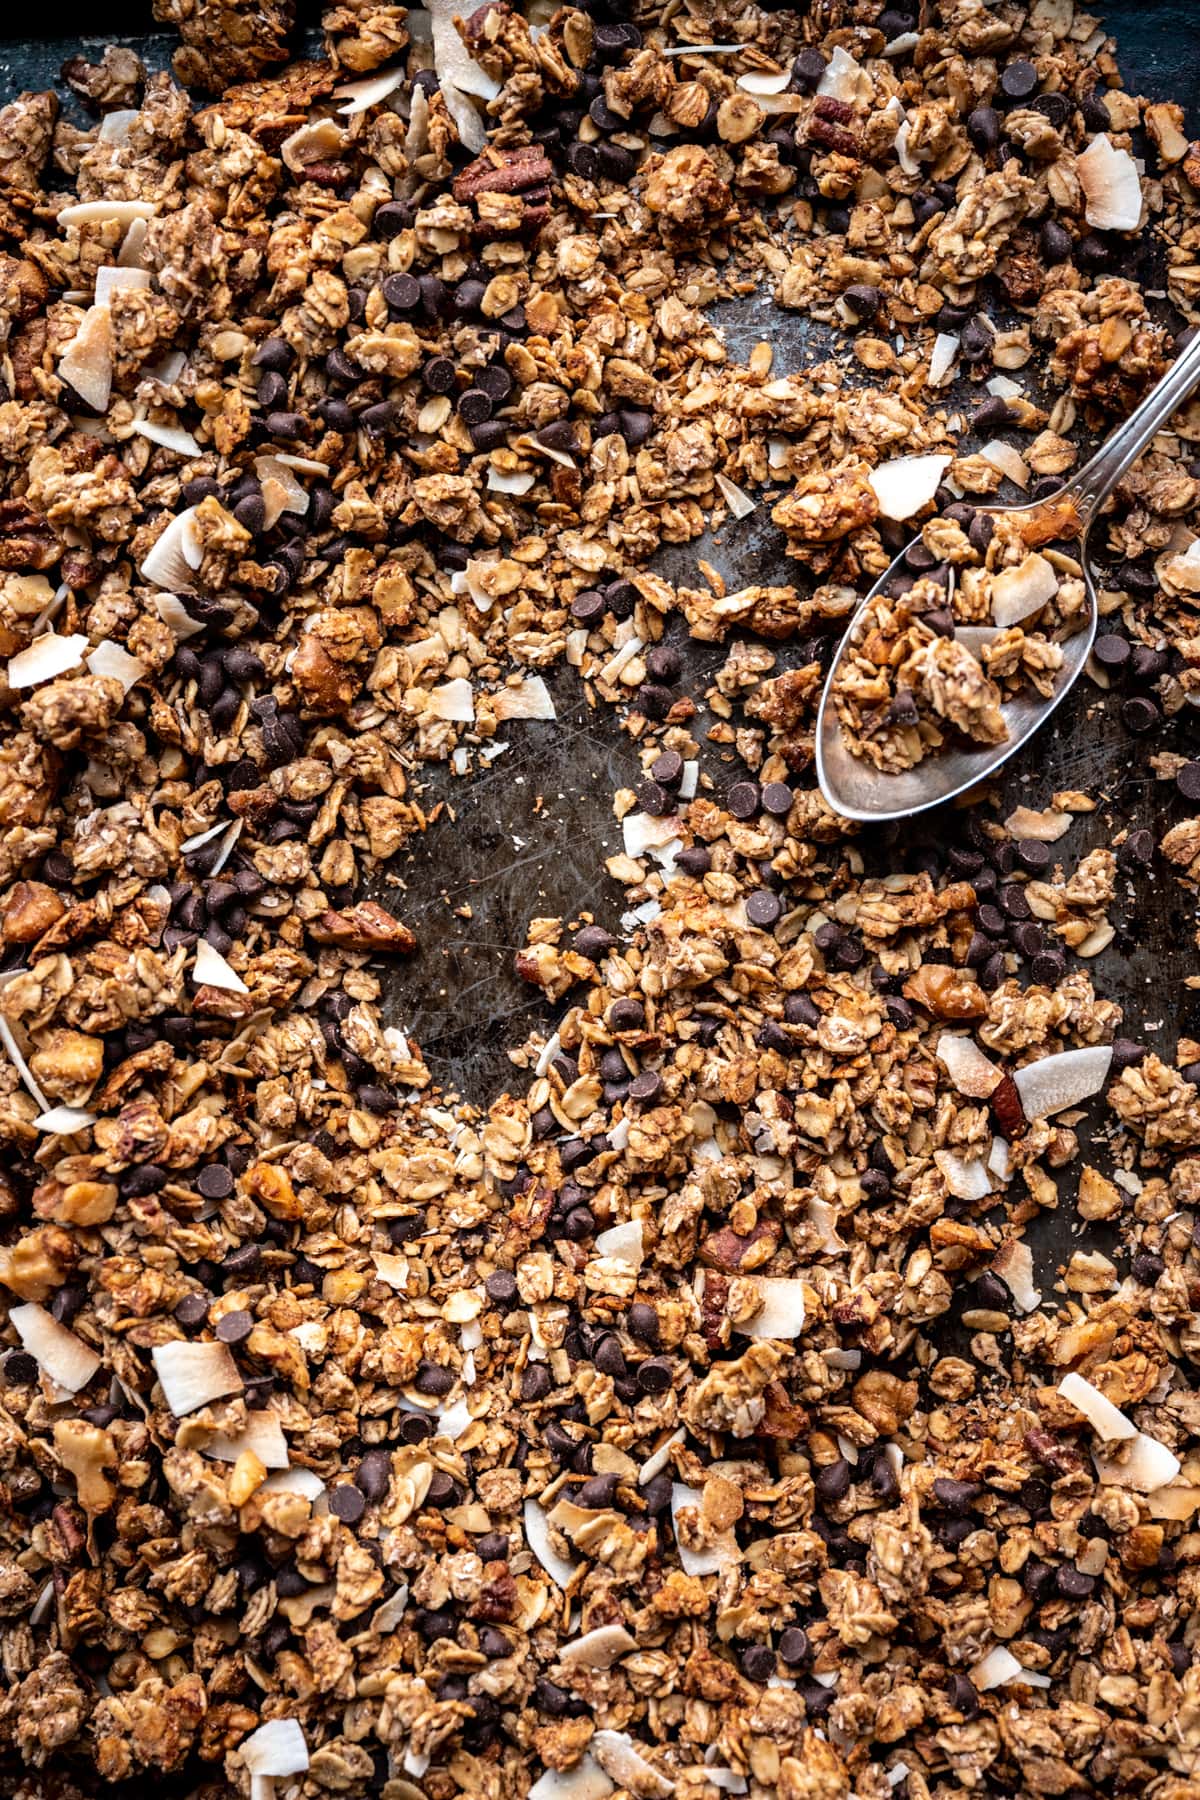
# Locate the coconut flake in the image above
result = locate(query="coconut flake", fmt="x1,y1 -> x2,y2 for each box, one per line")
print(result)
992,1239 -> 1040,1312
808,1196 -> 848,1253
934,1149 -> 992,1202
623,811 -> 682,858
599,636 -> 644,683
207,1411 -> 290,1468
487,466 -> 536,495
1094,1431 -> 1181,1493
713,470 -> 756,519
181,819 -> 232,855
738,69 -> 790,95
1058,1371 -> 1136,1441
990,552 -> 1058,626
10,1303 -> 101,1394
192,939 -> 249,994
529,1758 -> 615,1800
661,43 -> 742,55
58,305 -> 113,412
928,332 -> 960,388
1005,803 -> 1071,842
34,1104 -> 97,1134
98,108 -> 139,144
560,1625 -> 637,1669
255,455 -> 310,520
1078,133 -> 1143,231
94,265 -> 151,306
58,198 -> 158,227
1013,1045 -> 1112,1118
936,1033 -> 1001,1099
492,676 -> 556,721
279,117 -> 345,173
87,640 -> 146,693
972,1646 -> 1049,1690
816,45 -> 866,103
141,508 -> 203,590
152,1341 -> 243,1415
594,1220 -> 644,1268
592,1732 -> 674,1798
868,453 -> 951,520
671,1483 -> 726,1577
263,1466 -> 325,1501
274,452 -> 329,477
0,1006 -> 47,1112
735,1276 -> 806,1340
116,216 -> 150,271
639,1426 -> 685,1486
8,631 -> 88,689
894,115 -> 918,176
334,65 -> 407,113
955,625 -> 1002,656
525,1495 -> 579,1589
156,594 -> 206,640
131,419 -> 202,457
239,1719 -> 310,1778
425,677 -> 475,723
979,439 -> 1030,489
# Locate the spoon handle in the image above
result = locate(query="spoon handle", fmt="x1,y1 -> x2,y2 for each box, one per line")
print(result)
1068,326 -> 1200,529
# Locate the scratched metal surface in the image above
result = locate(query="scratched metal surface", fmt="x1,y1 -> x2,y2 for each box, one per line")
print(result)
1,5 -> 1198,1100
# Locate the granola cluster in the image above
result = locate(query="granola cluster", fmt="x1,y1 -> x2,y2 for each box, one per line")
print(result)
2,2 -> 1200,1799
830,496 -> 1088,773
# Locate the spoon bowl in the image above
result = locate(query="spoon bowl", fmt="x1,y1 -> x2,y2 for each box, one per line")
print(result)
815,326 -> 1200,824
815,502 -> 1097,824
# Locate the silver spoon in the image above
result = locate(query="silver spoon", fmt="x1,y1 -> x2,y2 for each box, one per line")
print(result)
816,327 -> 1200,823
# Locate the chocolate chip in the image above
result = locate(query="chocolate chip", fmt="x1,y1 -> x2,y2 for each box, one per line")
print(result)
1030,949 -> 1066,985
967,105 -> 1000,152
264,411 -> 305,440
477,363 -> 513,403
422,356 -> 456,394
746,889 -> 783,929
1000,58 -> 1038,99
637,1356 -> 671,1394
950,1674 -> 979,1716
1132,1251 -> 1164,1285
608,997 -> 645,1032
1121,695 -> 1159,734
629,1069 -> 663,1106
197,1164 -> 234,1200
521,1364 -> 552,1402
741,1644 -> 775,1682
1016,837 -> 1053,873
355,1449 -> 391,1501
415,1362 -> 455,1397
814,1458 -> 851,1502
173,1294 -> 209,1329
791,47 -> 826,92
458,388 -> 493,426
778,1626 -> 809,1666
674,845 -> 710,877
252,336 -> 293,372
728,780 -> 761,819
382,271 -> 421,312
485,1270 -> 518,1308
644,643 -> 681,681
760,780 -> 793,816
628,1302 -> 659,1344
570,589 -> 605,624
651,750 -> 684,788
215,1309 -> 252,1345
1176,760 -> 1200,802
222,1244 -> 261,1280
330,1483 -> 366,1523
374,200 -> 413,238
425,1472 -> 460,1508
843,283 -> 880,319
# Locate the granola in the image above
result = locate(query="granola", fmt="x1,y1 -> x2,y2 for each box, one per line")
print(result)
0,2 -> 1198,1798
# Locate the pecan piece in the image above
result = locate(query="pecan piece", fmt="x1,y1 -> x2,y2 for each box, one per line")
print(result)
453,143 -> 555,203
990,1072 -> 1027,1139
700,1219 -> 781,1272
308,900 -> 416,954
0,498 -> 58,570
